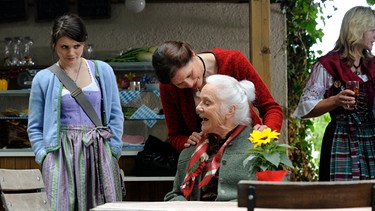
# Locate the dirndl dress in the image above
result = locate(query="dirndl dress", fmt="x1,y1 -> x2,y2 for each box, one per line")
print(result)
42,88 -> 122,211
325,84 -> 375,180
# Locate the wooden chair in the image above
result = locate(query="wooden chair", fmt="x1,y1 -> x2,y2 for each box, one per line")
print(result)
0,169 -> 51,211
238,180 -> 375,211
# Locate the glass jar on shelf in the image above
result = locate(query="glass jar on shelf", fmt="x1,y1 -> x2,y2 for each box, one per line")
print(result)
9,37 -> 22,66
3,37 -> 12,66
22,36 -> 34,66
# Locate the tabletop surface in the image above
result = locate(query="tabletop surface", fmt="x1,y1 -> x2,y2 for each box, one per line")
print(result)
90,201 -> 371,211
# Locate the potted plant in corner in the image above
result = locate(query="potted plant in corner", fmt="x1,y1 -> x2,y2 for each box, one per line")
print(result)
243,128 -> 294,181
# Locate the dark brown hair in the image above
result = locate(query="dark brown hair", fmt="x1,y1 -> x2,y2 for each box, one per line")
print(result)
51,13 -> 88,49
152,41 -> 194,84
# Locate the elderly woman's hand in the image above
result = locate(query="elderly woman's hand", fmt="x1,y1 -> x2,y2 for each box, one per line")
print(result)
184,132 -> 203,148
253,124 -> 269,132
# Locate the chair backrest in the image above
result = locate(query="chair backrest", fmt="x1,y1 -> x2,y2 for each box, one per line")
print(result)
238,180 -> 375,211
0,169 -> 51,211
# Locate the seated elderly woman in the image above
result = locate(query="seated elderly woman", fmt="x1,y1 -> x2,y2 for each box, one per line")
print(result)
164,74 -> 255,201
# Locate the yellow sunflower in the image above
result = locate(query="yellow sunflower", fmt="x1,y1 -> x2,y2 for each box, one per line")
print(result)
248,128 -> 280,148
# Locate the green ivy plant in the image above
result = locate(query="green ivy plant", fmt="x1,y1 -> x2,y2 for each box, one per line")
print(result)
271,0 -> 332,181
274,0 -> 375,181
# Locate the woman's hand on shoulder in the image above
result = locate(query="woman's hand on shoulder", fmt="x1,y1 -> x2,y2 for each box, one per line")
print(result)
184,132 -> 203,148
253,124 -> 269,132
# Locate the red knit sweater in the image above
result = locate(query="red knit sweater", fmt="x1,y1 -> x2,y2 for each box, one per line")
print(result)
159,48 -> 283,152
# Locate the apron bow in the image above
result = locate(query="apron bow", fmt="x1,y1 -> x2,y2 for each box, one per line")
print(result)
83,126 -> 114,147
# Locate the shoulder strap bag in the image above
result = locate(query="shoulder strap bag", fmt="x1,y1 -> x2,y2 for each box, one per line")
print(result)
49,63 -> 103,127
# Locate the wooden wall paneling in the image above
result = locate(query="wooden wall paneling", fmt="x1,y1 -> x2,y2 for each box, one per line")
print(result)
27,157 -> 41,169
118,156 -> 137,175
118,156 -> 173,201
14,157 -> 31,169
0,157 -> 39,170
124,181 -> 173,201
0,157 -> 16,169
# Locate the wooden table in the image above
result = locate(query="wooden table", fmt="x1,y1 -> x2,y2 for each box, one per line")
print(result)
90,201 -> 371,211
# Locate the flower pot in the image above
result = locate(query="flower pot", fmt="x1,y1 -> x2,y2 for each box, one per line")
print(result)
256,170 -> 287,181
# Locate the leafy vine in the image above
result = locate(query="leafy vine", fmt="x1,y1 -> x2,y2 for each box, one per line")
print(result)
271,0 -> 332,181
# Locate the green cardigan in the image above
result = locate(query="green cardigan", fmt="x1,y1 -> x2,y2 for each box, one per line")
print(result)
164,126 -> 254,201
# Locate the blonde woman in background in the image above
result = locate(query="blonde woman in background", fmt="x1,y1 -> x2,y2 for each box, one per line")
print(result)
294,6 -> 375,181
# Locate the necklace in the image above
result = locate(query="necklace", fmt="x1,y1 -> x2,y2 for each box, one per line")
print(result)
74,58 -> 83,85
59,58 -> 83,85
195,55 -> 206,97
353,63 -> 361,75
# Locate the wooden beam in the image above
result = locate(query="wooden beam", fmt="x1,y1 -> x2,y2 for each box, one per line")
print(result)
249,0 -> 271,89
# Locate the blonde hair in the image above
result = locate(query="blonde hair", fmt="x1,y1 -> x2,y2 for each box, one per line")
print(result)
333,6 -> 375,66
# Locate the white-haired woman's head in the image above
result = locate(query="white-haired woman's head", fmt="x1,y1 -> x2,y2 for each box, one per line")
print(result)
206,74 -> 255,126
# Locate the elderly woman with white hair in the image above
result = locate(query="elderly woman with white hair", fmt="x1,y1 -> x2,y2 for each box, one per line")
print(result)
164,74 -> 255,201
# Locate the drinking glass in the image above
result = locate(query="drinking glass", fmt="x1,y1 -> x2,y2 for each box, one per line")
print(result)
346,81 -> 359,108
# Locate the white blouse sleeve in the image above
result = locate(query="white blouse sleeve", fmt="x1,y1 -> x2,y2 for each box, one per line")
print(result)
292,62 -> 334,118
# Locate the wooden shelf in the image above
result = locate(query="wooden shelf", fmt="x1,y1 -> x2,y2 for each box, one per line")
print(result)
0,65 -> 46,70
0,148 -> 34,157
107,62 -> 153,71
0,90 -> 30,96
0,116 -> 28,120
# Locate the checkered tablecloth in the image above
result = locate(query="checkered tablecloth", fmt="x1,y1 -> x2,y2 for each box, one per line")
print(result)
152,90 -> 160,98
119,90 -> 160,106
119,90 -> 163,127
129,105 -> 164,127
119,90 -> 141,105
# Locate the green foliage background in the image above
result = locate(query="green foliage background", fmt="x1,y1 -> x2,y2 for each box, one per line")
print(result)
273,0 -> 374,181
277,0 -> 375,181
272,0 -> 332,181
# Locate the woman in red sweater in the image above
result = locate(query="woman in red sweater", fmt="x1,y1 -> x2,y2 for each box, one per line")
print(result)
152,41 -> 283,152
